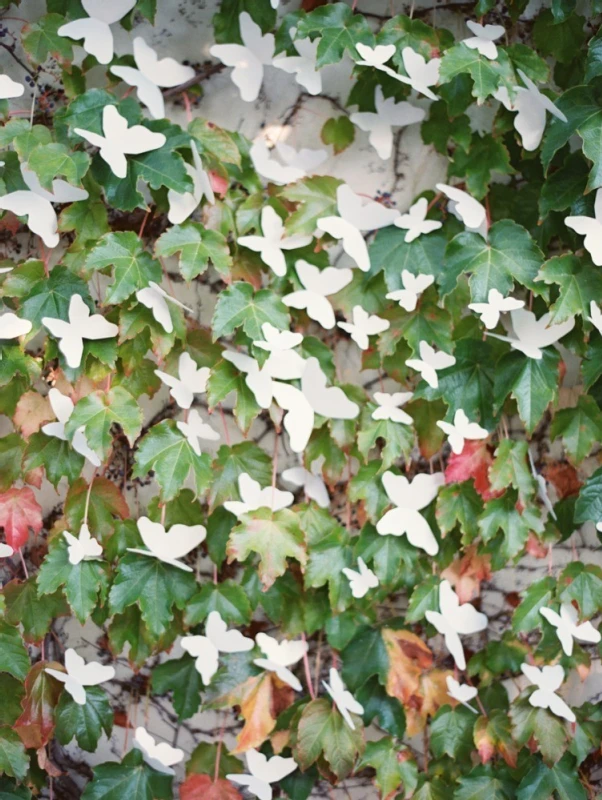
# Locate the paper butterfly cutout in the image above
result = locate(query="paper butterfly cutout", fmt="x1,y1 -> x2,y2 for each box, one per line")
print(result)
250,138 -> 328,185
462,20 -> 505,60
74,104 -> 166,179
372,391 -> 414,425
355,43 -> 401,81
46,648 -> 115,705
181,610 -> 254,684
397,47 -> 441,100
273,36 -> 321,95
176,409 -> 219,456
565,188 -> 602,266
227,749 -> 298,800
42,387 -> 101,466
495,70 -> 567,151
133,727 -> 184,775
386,270 -> 435,312
322,668 -> 364,730
0,164 -> 88,248
446,676 -> 478,712
590,301 -> 602,334
254,322 -> 306,377
317,184 -> 399,272
136,281 -> 192,334
406,340 -> 456,388
528,450 -> 556,521
0,73 -> 24,99
42,294 -> 118,370
0,543 -> 13,558
0,311 -> 31,340
282,259 -> 353,329
58,0 -> 136,64
520,663 -> 575,722
210,12 -> 275,102
487,308 -> 575,359
468,288 -> 524,329
394,197 -> 442,243
155,352 -> 210,409
436,409 -> 488,454
238,205 -> 312,277
425,580 -> 488,670
342,557 -> 379,599
282,461 -> 329,508
110,37 -> 194,119
127,516 -> 206,572
167,140 -> 214,224
436,183 -> 487,237
338,305 -> 390,350
540,603 -> 601,656
223,473 -> 293,517
350,86 -> 425,159
377,471 -> 444,555
63,523 -> 102,566
253,632 -> 308,691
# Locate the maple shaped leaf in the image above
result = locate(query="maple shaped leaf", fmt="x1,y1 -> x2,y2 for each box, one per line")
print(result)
0,487 -> 43,550
445,440 -> 497,500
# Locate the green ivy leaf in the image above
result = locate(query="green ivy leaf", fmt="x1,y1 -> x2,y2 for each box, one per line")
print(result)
55,687 -> 113,752
184,580 -> 252,627
3,578 -> 68,644
510,696 -> 569,764
86,232 -> 162,304
20,266 -> 88,331
152,655 -> 203,720
321,116 -> 355,154
455,770 -> 516,800
22,13 -> 73,63
557,562 -> 602,618
212,281 -> 289,341
512,576 -> 556,632
208,443 -> 272,509
449,133 -> 513,199
533,10 -> 587,64
296,3 -> 374,68
81,749 -> 173,800
0,727 -> 28,780
65,386 -> 142,461
430,705 -> 475,760
294,697 -> 365,779
538,254 -> 602,323
357,738 -> 414,797
189,118 -> 241,165
494,349 -> 560,434
436,482 -> 483,543
421,101 -> 471,155
439,44 -> 514,103
478,492 -> 532,565
0,622 -> 30,681
489,440 -> 535,500
27,143 -> 90,191
282,176 -> 339,236
575,465 -> 602,527
550,395 -> 602,464
516,754 -> 586,799
155,223 -> 231,281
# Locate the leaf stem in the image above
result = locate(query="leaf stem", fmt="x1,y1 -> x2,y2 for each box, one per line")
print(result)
18,547 -> 29,579
301,633 -> 316,700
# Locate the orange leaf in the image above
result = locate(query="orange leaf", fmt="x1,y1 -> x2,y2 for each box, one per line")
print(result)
474,713 -> 518,767
543,461 -> 581,499
445,441 -> 497,499
0,487 -> 43,549
180,774 -> 242,800
14,662 -> 63,749
382,628 -> 432,705
13,391 -> 53,438
405,669 -> 452,737
442,546 -> 492,604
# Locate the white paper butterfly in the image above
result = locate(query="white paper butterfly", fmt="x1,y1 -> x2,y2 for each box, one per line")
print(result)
282,460 -> 329,508
250,139 -> 327,185
386,270 -> 435,312
342,557 -> 379,599
135,281 -> 192,335
0,164 -> 88,248
350,86 -> 425,160
338,305 -> 390,350
462,20 -> 505,60
372,391 -> 414,425
133,727 -> 184,775
227,749 -> 298,800
540,604 -> 601,656
446,676 -> 478,712
487,308 -> 575,359
273,36 -> 321,95
436,183 -> 488,237
394,198 -> 442,244
317,184 -> 400,272
41,387 -> 101,466
282,259 -> 353,330
110,37 -> 194,119
0,311 -> 31,340
425,580 -> 488,670
167,140 -> 214,224
253,632 -> 308,691
355,43 -> 400,80
63,523 -> 103,566
155,352 -> 210,409
176,409 -> 219,456
0,543 -> 14,558
590,301 -> 602,334
520,663 -> 575,722
223,473 -> 293,517
181,610 -> 254,684
238,205 -> 312,277
74,104 -> 166,179
46,648 -> 115,705
0,73 -> 24,99
495,70 -> 567,151
397,47 -> 441,100
528,450 -> 556,521
436,409 -> 488,454
376,471 -> 445,555
468,288 -> 524,329
58,0 -> 136,64
322,668 -> 364,730
42,294 -> 118,370
210,12 -> 275,102
406,340 -> 456,388
565,188 -> 602,266
127,516 -> 206,572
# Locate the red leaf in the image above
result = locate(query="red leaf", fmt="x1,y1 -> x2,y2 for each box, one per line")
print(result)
445,441 -> 497,500
14,662 -> 63,749
543,461 -> 581,499
0,487 -> 43,549
180,774 -> 242,800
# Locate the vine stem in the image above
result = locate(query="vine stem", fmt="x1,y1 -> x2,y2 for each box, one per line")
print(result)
219,404 -> 231,445
271,429 -> 279,508
18,548 -> 28,579
84,470 -> 97,525
301,633 -> 316,700
214,716 -> 226,782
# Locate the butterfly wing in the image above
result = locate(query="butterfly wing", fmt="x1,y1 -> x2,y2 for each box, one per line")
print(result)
110,65 -> 165,120
211,43 -> 265,102
181,636 -> 220,684
565,216 -> 602,266
271,381 -> 314,453
0,74 -> 24,99
133,37 -> 195,88
0,312 -> 32,339
301,358 -> 359,419
317,215 -> 370,271
82,0 -> 136,24
58,18 -> 114,64
167,524 -> 207,560
227,774 -> 271,800
136,286 -> 173,333
0,191 -> 59,248
513,91 -> 547,152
